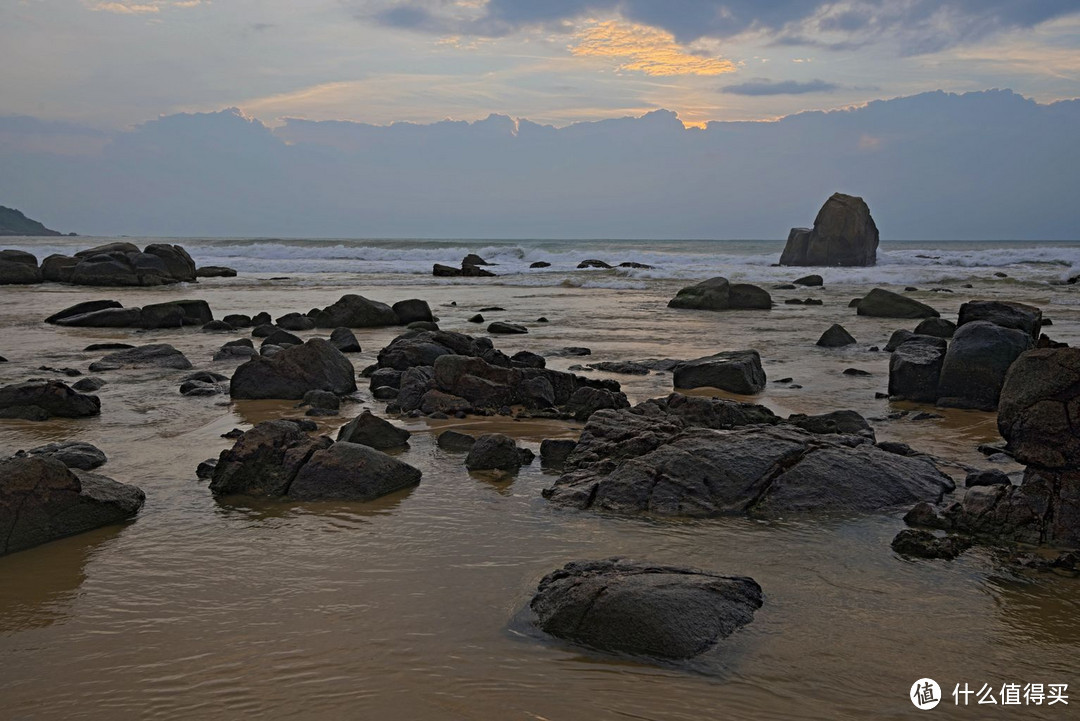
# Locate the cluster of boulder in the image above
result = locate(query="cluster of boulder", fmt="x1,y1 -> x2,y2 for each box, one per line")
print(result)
433,254 -> 496,278
779,193 -> 879,267
888,300 -> 1044,410
365,328 -> 628,420
897,346 -> 1080,557
0,242 -> 205,286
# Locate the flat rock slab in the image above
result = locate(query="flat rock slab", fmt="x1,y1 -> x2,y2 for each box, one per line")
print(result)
530,558 -> 762,661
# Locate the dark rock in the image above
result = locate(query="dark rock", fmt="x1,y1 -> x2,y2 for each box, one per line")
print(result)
209,420 -> 332,496
223,314 -> 252,328
728,284 -> 772,309
376,330 -> 497,371
578,259 -> 612,269
540,439 -> 577,468
588,361 -> 650,375
202,320 -> 235,332
392,299 -> 434,325
997,347 -> 1080,468
793,274 -> 823,286
196,458 -> 217,479
179,380 -> 224,397
529,558 -> 762,660
262,329 -> 303,348
183,370 -> 229,383
251,312 -> 271,326
673,350 -> 766,394
144,243 -> 196,282
667,277 -> 729,310
816,324 -> 856,347
488,321 -> 528,334
888,336 -> 947,403
0,456 -> 144,556
0,249 -> 42,284
330,327 -> 361,353
251,323 -> 278,338
462,253 -> 490,267
779,193 -> 879,267
966,469 -> 1011,487
936,321 -> 1033,410
372,386 -> 398,400
468,314 -> 484,323
40,254 -> 78,283
773,283 -> 797,290
914,317 -> 956,338
903,501 -> 953,530
465,433 -> 526,473
565,386 -> 631,421
313,294 -> 399,328
286,442 -> 421,500
529,261 -> 551,269
71,376 -> 106,392
856,288 -> 939,319
213,339 -> 258,361
25,441 -> 107,470
406,321 -> 439,332
618,261 -> 653,269
336,410 -> 410,449
437,430 -> 476,452
230,339 -> 357,400
958,300 -> 1042,341
433,263 -> 495,277
548,347 -> 592,357
843,368 -> 871,376
73,242 -> 140,257
891,529 -> 971,560
196,266 -> 237,278
0,379 -> 101,420
276,312 -> 316,331
511,350 -> 546,369
786,409 -> 874,440
46,300 -> 124,324
89,343 -> 192,371
300,389 -> 340,411
804,299 -> 823,306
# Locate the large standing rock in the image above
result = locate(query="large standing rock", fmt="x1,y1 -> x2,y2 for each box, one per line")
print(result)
888,336 -> 948,403
957,300 -> 1042,341
529,558 -> 762,660
210,420 -> 333,496
230,339 -> 357,399
0,456 -> 144,556
0,249 -> 43,284
144,244 -> 197,282
287,442 -> 422,501
312,294 -> 399,328
336,410 -> 411,449
997,348 -> 1080,469
0,380 -> 101,420
89,344 -> 192,371
779,193 -> 879,266
936,321 -> 1032,410
673,351 -> 766,394
856,289 -> 939,319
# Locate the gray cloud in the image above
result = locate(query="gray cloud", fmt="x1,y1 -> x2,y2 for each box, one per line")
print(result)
367,0 -> 1080,54
721,79 -> 841,96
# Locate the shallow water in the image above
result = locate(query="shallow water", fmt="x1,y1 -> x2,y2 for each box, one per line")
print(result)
1,241 -> 1078,719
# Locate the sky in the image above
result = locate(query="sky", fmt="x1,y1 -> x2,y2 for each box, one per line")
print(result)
2,0 -> 1079,129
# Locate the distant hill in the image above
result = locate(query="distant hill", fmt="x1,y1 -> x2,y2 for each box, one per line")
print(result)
0,205 -> 63,236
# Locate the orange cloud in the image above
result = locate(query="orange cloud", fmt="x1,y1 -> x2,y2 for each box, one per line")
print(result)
571,20 -> 735,76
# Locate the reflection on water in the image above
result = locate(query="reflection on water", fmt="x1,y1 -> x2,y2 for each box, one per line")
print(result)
0,273 -> 1077,719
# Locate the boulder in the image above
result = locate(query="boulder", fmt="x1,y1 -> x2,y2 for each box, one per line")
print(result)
511,350 -> 546,369
210,420 -> 333,496
376,330 -> 495,370
0,249 -> 42,284
392,299 -> 434,325
0,456 -> 144,556
25,441 -> 107,470
262,329 -> 303,348
73,242 -> 140,257
144,243 -> 196,282
544,417 -> 952,518
202,320 -> 235,332
578,259 -> 612,269
45,299 -> 123,324
465,433 -> 528,473
530,261 -> 551,269
891,529 -> 971,560
488,321 -> 527,334
40,254 -> 78,283
336,410 -> 411,449
462,253 -> 491,267
54,307 -> 144,328
888,336 -> 948,403
997,348 -> 1080,468
673,351 -> 766,394
793,274 -> 823,287
436,430 -> 476,452
196,266 -> 237,278
728,284 -> 772,310
251,323 -> 278,338
137,302 -> 185,329
69,249 -> 179,286
223,314 -> 252,328
300,389 -> 340,411
779,193 -> 879,267
230,339 -> 357,400
816,324 -> 856,348
276,312 -> 316,331
540,439 -> 577,468
433,263 -> 495,277
89,344 -> 192,372
329,327 -> 361,353
313,294 -> 399,328
287,442 -> 421,500
0,379 -> 101,420
529,558 -> 762,660
936,321 -> 1032,410
71,376 -> 106,392
667,277 -> 730,310
914,317 -> 956,339
786,410 -> 874,440
958,300 -> 1042,340
565,387 -> 631,421
965,469 -> 1011,488
213,339 -> 258,361
857,289 -> 939,319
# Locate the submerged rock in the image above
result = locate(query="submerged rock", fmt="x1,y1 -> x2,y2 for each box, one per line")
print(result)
25,441 -> 107,470
530,558 -> 762,660
465,433 -> 530,474
89,344 -> 192,372
0,379 -> 101,420
436,430 -> 476,452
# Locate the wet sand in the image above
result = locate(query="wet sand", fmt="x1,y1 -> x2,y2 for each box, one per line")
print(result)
1,270 -> 1077,719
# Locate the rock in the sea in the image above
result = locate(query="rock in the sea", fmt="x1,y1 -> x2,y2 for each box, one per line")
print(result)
0,379 -> 101,420
436,430 -> 476,452
45,299 -> 124,324
577,259 -> 612,269
529,261 -> 551,269
262,328 -> 303,348
71,376 -> 106,392
668,277 -> 771,311
392,299 -> 433,325
0,456 -> 144,556
565,386 -> 631,421
529,558 -> 762,660
210,420 -> 333,496
89,344 -> 192,371
673,350 -> 766,394
816,324 -> 856,348
540,439 -> 577,469
891,529 -> 972,560
997,347 -> 1080,468
196,266 -> 237,278
465,433 -> 529,473
287,442 -> 421,501
25,441 -> 107,470
41,254 -> 78,283
856,288 -> 939,319
313,294 -> 400,328
544,409 -> 953,518
936,321 -> 1032,410
144,243 -> 197,282
957,300 -> 1042,341
0,249 -> 42,284
793,274 -> 823,286
779,193 -> 879,267
329,327 -> 361,353
888,336 -> 947,403
336,410 -> 410,449
914,317 -> 956,339
230,339 -> 357,400
433,262 -> 495,278
488,321 -> 527,334
276,312 -> 316,331
786,409 -> 874,440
